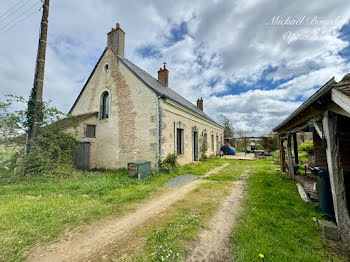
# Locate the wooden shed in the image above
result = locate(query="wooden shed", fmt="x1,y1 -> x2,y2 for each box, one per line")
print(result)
273,73 -> 350,244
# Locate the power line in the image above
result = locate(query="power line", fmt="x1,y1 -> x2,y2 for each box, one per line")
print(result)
0,1 -> 41,32
0,0 -> 27,20
1,6 -> 40,33
0,0 -> 41,28
0,0 -> 36,24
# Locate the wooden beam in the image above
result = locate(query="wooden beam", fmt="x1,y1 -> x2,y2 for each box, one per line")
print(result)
328,101 -> 350,118
323,111 -> 350,244
313,120 -> 324,138
279,136 -> 286,172
288,118 -> 316,134
287,134 -> 295,180
296,183 -> 311,203
332,89 -> 350,115
282,138 -> 286,172
293,133 -> 299,164
277,109 -> 323,133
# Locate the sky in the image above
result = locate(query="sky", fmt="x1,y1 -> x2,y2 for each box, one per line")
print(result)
1,0 -> 350,136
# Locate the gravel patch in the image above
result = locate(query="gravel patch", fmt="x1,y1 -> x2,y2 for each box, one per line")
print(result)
165,174 -> 198,187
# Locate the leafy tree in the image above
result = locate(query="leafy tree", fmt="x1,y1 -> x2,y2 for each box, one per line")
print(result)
0,95 -> 77,181
267,133 -> 279,151
221,115 -> 235,146
235,130 -> 247,151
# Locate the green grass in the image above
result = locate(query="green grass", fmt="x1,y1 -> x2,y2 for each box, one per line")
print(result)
132,160 -> 250,262
0,158 -> 228,262
132,182 -> 227,262
206,160 -> 249,181
175,157 -> 228,175
231,159 -> 345,262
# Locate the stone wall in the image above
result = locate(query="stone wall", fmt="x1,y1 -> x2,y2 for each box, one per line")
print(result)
160,98 -> 224,165
67,48 -> 158,169
65,47 -> 223,169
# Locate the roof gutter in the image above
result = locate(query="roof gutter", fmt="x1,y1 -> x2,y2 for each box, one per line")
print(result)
273,77 -> 336,132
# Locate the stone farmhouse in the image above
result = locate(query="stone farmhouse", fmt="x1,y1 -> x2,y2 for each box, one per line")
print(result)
63,23 -> 224,170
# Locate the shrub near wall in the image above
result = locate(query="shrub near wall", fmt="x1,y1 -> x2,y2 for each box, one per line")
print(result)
0,96 -> 78,182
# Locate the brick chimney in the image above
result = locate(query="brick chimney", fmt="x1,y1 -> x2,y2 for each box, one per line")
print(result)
107,23 -> 125,57
196,97 -> 203,111
158,63 -> 169,87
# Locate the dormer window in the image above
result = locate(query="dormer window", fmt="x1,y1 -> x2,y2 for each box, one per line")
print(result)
101,91 -> 110,119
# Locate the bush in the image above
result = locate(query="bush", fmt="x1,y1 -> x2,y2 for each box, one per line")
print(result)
199,136 -> 208,158
298,140 -> 314,155
158,154 -> 178,173
199,154 -> 208,161
24,130 -> 77,175
0,95 -> 78,181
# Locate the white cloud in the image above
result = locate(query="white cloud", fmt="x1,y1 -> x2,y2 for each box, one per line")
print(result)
1,0 -> 350,135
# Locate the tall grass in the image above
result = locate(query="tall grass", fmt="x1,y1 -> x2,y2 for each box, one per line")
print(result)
231,160 -> 346,262
0,157 -> 229,262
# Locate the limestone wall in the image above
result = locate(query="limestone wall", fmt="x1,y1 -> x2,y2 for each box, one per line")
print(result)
160,98 -> 224,165
67,48 -> 158,169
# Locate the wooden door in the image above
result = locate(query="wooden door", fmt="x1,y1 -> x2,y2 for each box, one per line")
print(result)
193,131 -> 198,161
74,142 -> 91,170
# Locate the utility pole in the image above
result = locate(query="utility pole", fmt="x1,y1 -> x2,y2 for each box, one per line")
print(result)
26,0 -> 50,153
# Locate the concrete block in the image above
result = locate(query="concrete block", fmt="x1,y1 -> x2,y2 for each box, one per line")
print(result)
318,220 -> 341,241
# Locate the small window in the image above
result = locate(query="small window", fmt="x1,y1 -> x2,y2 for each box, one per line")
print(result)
86,125 -> 96,138
101,91 -> 110,119
104,64 -> 109,71
176,128 -> 184,155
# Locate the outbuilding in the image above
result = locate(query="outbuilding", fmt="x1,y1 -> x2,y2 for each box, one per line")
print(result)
273,74 -> 350,244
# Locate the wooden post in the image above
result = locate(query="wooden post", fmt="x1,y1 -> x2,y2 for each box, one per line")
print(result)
279,137 -> 286,172
323,111 -> 350,244
287,134 -> 295,179
293,133 -> 299,164
26,0 -> 50,153
244,137 -> 247,155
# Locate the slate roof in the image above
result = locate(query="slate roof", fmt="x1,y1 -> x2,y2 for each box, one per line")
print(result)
117,55 -> 223,128
333,73 -> 350,97
69,47 -> 222,128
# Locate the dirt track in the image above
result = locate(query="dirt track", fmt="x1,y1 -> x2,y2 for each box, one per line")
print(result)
27,164 -> 229,262
186,170 -> 248,262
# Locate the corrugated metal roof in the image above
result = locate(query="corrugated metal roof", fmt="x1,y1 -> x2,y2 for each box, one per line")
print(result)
272,77 -> 336,132
117,55 -> 223,128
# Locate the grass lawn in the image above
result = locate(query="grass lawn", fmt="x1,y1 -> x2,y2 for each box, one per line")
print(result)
231,159 -> 347,262
131,160 -> 252,261
0,157 -> 228,262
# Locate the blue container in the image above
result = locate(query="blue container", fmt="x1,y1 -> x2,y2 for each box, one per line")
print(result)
221,146 -> 237,155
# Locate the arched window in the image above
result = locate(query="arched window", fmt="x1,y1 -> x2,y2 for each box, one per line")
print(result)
101,91 -> 110,119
